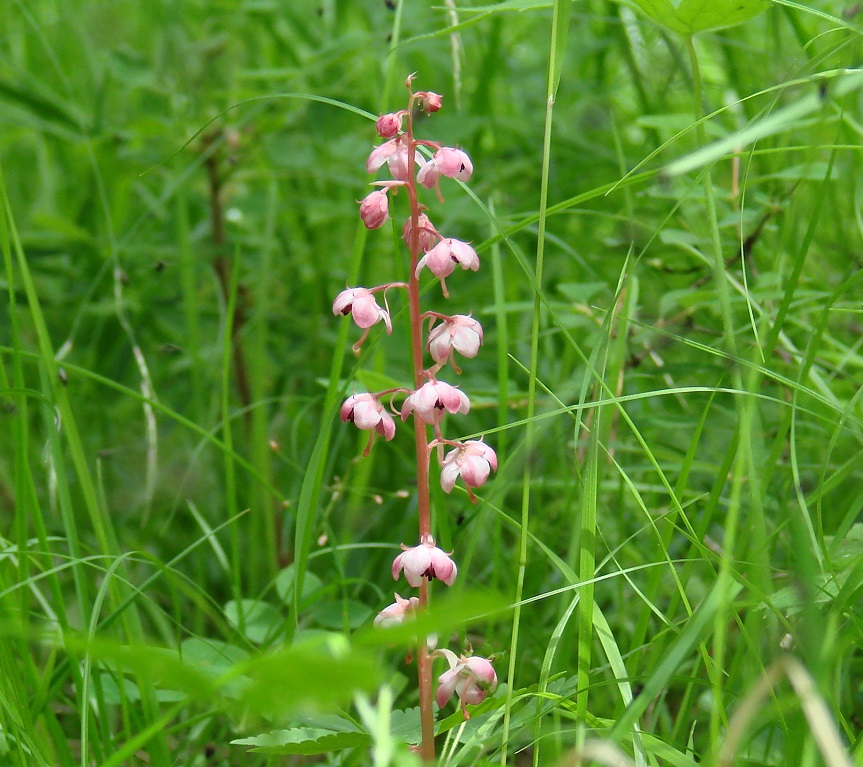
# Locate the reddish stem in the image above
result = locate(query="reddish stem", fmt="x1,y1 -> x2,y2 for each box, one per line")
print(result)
405,97 -> 436,764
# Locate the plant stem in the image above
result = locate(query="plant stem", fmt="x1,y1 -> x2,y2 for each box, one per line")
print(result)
405,103 -> 436,763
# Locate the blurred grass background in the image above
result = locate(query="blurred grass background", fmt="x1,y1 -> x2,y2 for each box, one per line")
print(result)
1,0 -> 862,764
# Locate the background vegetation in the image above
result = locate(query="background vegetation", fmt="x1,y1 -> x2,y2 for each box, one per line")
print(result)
1,0 -> 861,764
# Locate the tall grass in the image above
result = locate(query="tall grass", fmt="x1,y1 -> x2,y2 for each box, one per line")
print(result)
0,0 -> 861,764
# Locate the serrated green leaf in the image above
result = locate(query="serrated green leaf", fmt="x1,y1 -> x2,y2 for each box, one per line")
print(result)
627,0 -> 768,34
232,726 -> 370,754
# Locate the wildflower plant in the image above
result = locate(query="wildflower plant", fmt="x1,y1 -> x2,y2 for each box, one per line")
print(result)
333,74 -> 497,760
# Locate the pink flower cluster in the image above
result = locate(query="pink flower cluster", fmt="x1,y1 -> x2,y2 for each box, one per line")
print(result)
332,75 -> 498,723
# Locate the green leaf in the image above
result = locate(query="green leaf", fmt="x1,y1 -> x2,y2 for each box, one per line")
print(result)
179,638 -> 249,678
232,708 -> 425,754
234,642 -> 383,716
224,599 -> 285,644
626,0 -> 768,34
354,589 -> 508,648
232,726 -> 370,755
308,599 -> 374,630
96,672 -> 141,705
275,564 -> 324,606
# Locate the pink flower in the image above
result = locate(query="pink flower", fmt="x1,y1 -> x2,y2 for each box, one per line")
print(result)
415,91 -> 442,113
359,189 -> 389,229
386,140 -> 412,181
374,593 -> 419,628
341,393 -> 396,440
403,213 -> 439,254
400,380 -> 470,425
441,440 -> 497,501
415,239 -> 479,280
392,535 -> 457,587
417,147 -> 473,188
435,147 -> 473,181
366,138 -> 400,174
366,136 -> 416,181
415,239 -> 479,297
332,287 -> 392,333
376,112 -> 404,138
434,649 -> 497,719
428,315 -> 483,366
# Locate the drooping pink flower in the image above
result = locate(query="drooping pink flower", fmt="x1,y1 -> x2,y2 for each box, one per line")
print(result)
417,147 -> 473,189
386,139 -> 412,181
415,239 -> 479,296
332,287 -> 392,333
434,649 -> 497,719
366,136 -> 418,182
415,239 -> 479,280
428,315 -> 484,366
374,593 -> 419,628
415,91 -> 443,113
392,535 -> 457,587
359,189 -> 390,229
434,147 -> 473,181
400,380 -> 470,425
341,393 -> 396,439
376,112 -> 404,138
441,440 -> 497,501
403,212 -> 439,254
366,138 -> 400,174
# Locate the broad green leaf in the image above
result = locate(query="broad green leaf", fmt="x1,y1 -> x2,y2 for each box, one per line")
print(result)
626,0 -> 768,34
308,599 -> 374,630
179,638 -> 249,678
234,643 -> 383,716
66,636 -> 218,702
96,672 -> 140,705
275,564 -> 324,606
224,599 -> 285,644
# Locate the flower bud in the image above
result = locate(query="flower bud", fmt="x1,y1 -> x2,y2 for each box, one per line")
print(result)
376,112 -> 404,138
359,189 -> 389,229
